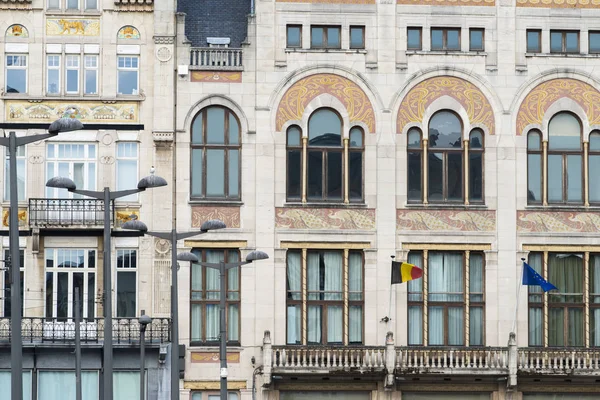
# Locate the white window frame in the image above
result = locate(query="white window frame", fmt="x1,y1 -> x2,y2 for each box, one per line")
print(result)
116,142 -> 139,201
46,54 -> 61,95
46,143 -> 97,199
4,145 -> 26,202
1,249 -> 25,318
115,249 -> 138,318
84,54 -> 98,95
65,54 -> 80,94
5,54 -> 28,94
117,56 -> 139,95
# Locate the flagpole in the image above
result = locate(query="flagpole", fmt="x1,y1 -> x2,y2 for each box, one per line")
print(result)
511,258 -> 525,334
386,255 -> 395,326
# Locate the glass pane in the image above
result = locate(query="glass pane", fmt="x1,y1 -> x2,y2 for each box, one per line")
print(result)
549,307 -> 565,346
287,150 -> 301,198
447,152 -> 463,201
590,155 -> 600,202
228,113 -> 239,145
67,0 -> 78,8
566,32 -> 578,52
549,113 -> 581,150
528,131 -> 541,150
408,306 -> 422,345
86,0 -> 97,9
408,128 -> 421,148
311,27 -> 323,47
350,127 -> 363,147
307,305 -> 322,344
191,304 -> 201,341
228,149 -> 239,197
287,26 -> 301,47
192,114 -> 203,144
428,153 -> 443,201
470,130 -> 483,148
326,151 -> 342,200
469,253 -> 483,294
206,304 -> 219,340
469,153 -> 483,202
529,307 -> 542,346
408,152 -> 422,201
191,149 -> 203,197
114,371 -> 140,400
87,273 -> 94,319
527,31 -> 540,52
350,27 -> 364,48
429,111 -> 462,149
431,29 -> 443,50
349,305 -> 362,343
85,69 -> 97,94
470,29 -> 483,51
286,252 -> 301,300
327,305 -> 343,343
591,132 -> 600,151
568,308 -> 584,346
307,151 -> 323,199
227,303 -> 239,341
207,107 -> 226,144
73,272 -> 84,318
206,149 -> 225,197
309,109 -> 341,145
428,306 -> 444,345
6,69 -> 26,93
117,159 -> 137,200
550,32 -> 563,52
528,154 -> 542,203
447,29 -> 460,50
566,155 -> 582,202
48,69 -> 59,94
327,27 -> 340,48
549,253 -> 583,303
117,271 -> 136,318
349,152 -> 362,200
470,306 -> 483,346
46,272 -> 53,318
66,69 -> 79,93
287,305 -> 301,344
57,272 -> 68,319
287,126 -> 301,146
117,70 -> 138,95
407,28 -> 421,50
591,32 -> 600,53
548,154 -> 563,202
592,308 -> 600,346
448,307 -> 464,345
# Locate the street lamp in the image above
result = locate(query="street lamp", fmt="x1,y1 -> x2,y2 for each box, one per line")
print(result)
121,218 -> 226,400
45,170 -> 168,400
0,117 -> 84,400
190,250 -> 269,400
139,312 -> 151,400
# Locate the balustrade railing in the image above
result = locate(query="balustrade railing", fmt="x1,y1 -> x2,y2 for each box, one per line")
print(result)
272,346 -> 386,371
518,348 -> 600,372
396,347 -> 508,372
29,198 -> 114,227
190,47 -> 243,70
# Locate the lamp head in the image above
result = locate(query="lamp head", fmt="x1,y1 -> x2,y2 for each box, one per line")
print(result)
177,252 -> 199,263
137,171 -> 168,190
48,117 -> 84,134
46,176 -> 76,190
139,314 -> 152,326
200,219 -> 227,232
121,219 -> 148,232
245,250 -> 269,263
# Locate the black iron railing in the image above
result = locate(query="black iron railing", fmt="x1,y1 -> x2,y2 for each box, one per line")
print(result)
0,317 -> 171,344
28,198 -> 114,227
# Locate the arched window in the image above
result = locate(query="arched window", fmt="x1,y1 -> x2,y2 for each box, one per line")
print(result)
527,130 -> 543,204
548,112 -> 582,204
589,131 -> 600,203
407,128 -> 423,201
348,127 -> 364,201
428,111 -> 463,202
307,109 -> 343,201
190,106 -> 241,200
286,126 -> 302,200
469,129 -> 484,202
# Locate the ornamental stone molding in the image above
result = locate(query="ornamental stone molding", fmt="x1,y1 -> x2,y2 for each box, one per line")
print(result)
156,46 -> 172,62
397,209 -> 496,232
100,156 -> 115,164
517,0 -> 600,8
191,206 -> 240,229
154,36 -> 175,45
276,207 -> 376,230
0,0 -> 32,9
28,155 -> 44,164
517,211 -> 600,233
114,0 -> 153,11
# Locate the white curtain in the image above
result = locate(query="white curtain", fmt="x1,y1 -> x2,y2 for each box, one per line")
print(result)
205,250 -> 223,340
470,307 -> 483,346
114,371 -> 140,400
349,305 -> 362,344
591,255 -> 600,346
469,254 -> 484,346
228,304 -> 239,341
328,306 -> 343,343
429,306 -> 444,345
348,252 -> 363,344
206,304 -> 219,341
287,305 -> 301,344
287,252 -> 301,300
38,371 -> 97,400
0,371 -> 31,400
307,253 -> 321,343
529,308 -> 543,346
428,253 -> 463,345
408,306 -> 423,345
323,252 -> 342,301
448,307 -> 464,345
307,305 -> 321,344
191,304 -> 201,342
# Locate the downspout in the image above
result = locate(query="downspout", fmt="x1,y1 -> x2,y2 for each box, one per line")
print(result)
172,11 -> 178,233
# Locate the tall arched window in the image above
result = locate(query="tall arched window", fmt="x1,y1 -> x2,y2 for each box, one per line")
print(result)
469,129 -> 484,202
428,111 -> 463,202
190,106 -> 241,200
527,130 -> 543,204
589,131 -> 600,203
348,127 -> 364,201
286,126 -> 302,200
307,109 -> 343,201
407,128 -> 423,202
548,112 -> 582,204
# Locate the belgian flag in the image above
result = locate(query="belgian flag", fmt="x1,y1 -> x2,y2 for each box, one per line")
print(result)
391,261 -> 423,284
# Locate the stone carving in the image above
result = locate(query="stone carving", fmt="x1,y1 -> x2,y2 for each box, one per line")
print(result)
397,209 -> 496,231
276,208 -> 376,230
191,71 -> 242,83
156,46 -> 172,62
397,76 -> 495,135
28,155 -> 44,164
6,24 -> 28,37
6,101 -> 139,123
154,36 -> 175,44
191,206 -> 240,229
154,238 -> 171,256
46,19 -> 100,36
117,25 -> 140,39
516,79 -> 600,135
100,156 -> 114,164
517,211 -> 600,233
517,0 -> 600,7
276,74 -> 376,133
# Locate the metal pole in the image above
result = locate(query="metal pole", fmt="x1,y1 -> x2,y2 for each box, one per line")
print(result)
75,286 -> 82,400
103,187 -> 113,400
171,229 -> 179,400
140,310 -> 146,400
219,261 -> 227,400
9,132 -> 23,400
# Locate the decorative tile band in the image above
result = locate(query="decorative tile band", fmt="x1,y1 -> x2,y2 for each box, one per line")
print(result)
192,206 -> 240,229
190,352 -> 240,363
398,0 -> 494,4
518,211 -> 600,233
276,207 -> 376,230
397,209 -> 496,231
191,71 -> 242,83
277,0 -> 374,2
517,0 -> 600,8
2,209 -> 27,227
46,19 -> 100,36
5,101 -> 139,123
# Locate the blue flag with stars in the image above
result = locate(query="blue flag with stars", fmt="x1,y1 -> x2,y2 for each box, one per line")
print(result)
522,261 -> 557,292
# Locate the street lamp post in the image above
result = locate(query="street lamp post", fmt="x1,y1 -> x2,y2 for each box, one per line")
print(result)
46,171 -> 168,400
121,219 -> 227,400
139,312 -> 151,400
0,117 -> 84,400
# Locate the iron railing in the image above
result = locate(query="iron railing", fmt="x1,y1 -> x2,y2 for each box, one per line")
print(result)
0,317 -> 170,344
29,198 -> 114,227
190,47 -> 243,70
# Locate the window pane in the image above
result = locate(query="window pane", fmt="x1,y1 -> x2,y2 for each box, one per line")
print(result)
447,152 -> 463,201
228,113 -> 239,145
591,32 -> 600,53
548,154 -> 563,202
207,107 -> 226,144
470,130 -> 483,148
565,32 -> 578,52
307,305 -> 322,344
469,153 -> 482,202
527,31 -> 540,52
192,114 -> 203,144
311,27 -> 323,47
48,0 -> 59,7
287,26 -> 301,47
191,304 -> 201,342
568,308 -> 584,346
118,70 -> 138,95
57,272 -> 68,319
349,305 -> 362,343
287,305 -> 301,344
350,27 -> 364,48
287,150 -> 301,198
408,152 -> 422,201
408,128 -> 421,148
117,271 -> 136,318
529,307 -> 542,346
549,307 -> 564,346
191,149 -> 203,197
206,304 -> 219,340
528,154 -> 542,203
407,28 -> 421,50
447,29 -> 460,50
67,0 -> 78,8
429,111 -> 462,149
350,128 -> 363,147
39,371 -> 98,400
448,307 -> 464,345
550,32 -> 563,52
228,149 -> 239,197
206,149 -> 225,196
428,153 -> 443,201
114,371 -> 140,400
228,304 -> 239,341
549,113 -> 581,150
117,158 -> 137,199
428,306 -> 444,345
327,305 -> 343,343
528,132 -> 541,150
307,151 -> 323,199
327,27 -> 340,48
48,69 -> 59,94
326,151 -> 342,200
86,0 -> 97,9
349,152 -> 362,200
408,306 -> 423,345
591,133 -> 600,151
470,29 -> 483,51
590,155 -> 600,202
431,29 -> 443,50
85,69 -> 97,94
6,69 -> 26,93
566,155 -> 582,202
309,109 -> 341,145
287,126 -> 301,146
470,306 -> 483,346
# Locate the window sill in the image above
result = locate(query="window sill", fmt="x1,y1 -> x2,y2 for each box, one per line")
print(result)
285,48 -> 367,54
524,204 -> 599,212
284,202 -> 367,209
2,94 -> 125,102
406,50 -> 487,56
404,203 -> 488,210
525,52 -> 600,58
114,203 -> 141,209
45,9 -> 101,16
188,345 -> 243,351
116,94 -> 145,101
188,200 -> 244,207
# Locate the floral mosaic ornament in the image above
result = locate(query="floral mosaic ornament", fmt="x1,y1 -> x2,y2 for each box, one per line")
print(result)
117,25 -> 140,39
397,210 -> 496,231
276,73 -> 376,133
517,211 -> 600,233
397,76 -> 495,135
46,18 -> 100,36
276,208 -> 376,230
6,24 -> 28,38
6,100 -> 139,123
192,206 -> 240,228
398,0 -> 494,4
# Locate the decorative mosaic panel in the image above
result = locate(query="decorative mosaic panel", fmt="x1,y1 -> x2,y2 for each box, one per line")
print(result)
6,24 -> 28,38
5,101 -> 139,123
517,0 -> 600,8
191,352 -> 240,363
277,0 -> 374,2
397,76 -> 495,135
2,209 -> 27,227
115,210 -> 140,228
397,209 -> 496,231
191,206 -> 240,229
276,208 -> 376,230
398,0 -> 494,4
46,19 -> 100,36
117,25 -> 140,39
518,211 -> 600,233
276,74 -> 376,133
191,71 -> 242,83
516,79 -> 600,135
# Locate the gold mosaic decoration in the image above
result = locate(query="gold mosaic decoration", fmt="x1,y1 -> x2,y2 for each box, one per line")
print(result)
6,24 -> 28,37
46,18 -> 100,36
276,73 -> 376,133
397,210 -> 496,231
117,25 -> 140,39
517,0 -> 600,7
191,71 -> 242,83
2,209 -> 27,227
396,76 -> 495,135
516,78 -> 600,135
398,0 -> 494,4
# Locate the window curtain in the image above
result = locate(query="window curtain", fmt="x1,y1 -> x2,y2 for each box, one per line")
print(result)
469,254 -> 484,346
428,253 -> 463,345
205,250 -> 223,341
407,253 -> 423,345
227,252 -> 240,342
307,253 -> 321,343
528,253 -> 543,346
548,254 -> 583,346
348,253 -> 363,344
114,371 -> 140,400
591,255 -> 600,346
287,252 -> 301,344
324,252 -> 342,343
0,371 -> 32,400
191,261 -> 202,341
227,304 -> 239,342
38,371 -> 97,400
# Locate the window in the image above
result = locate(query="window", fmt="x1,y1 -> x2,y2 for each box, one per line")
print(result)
46,52 -> 97,95
190,106 -> 241,200
48,0 -> 60,8
469,28 -> 484,51
1,250 -> 24,317
428,111 -> 463,202
84,55 -> 98,94
527,130 -> 542,204
348,127 -> 364,201
286,126 -> 302,200
311,26 -> 341,49
47,55 -> 60,94
116,142 -> 138,201
85,0 -> 97,9
45,249 -> 97,320
589,131 -> 600,203
65,55 -> 80,94
526,29 -> 542,53
550,30 -> 579,54
117,56 -> 139,95
116,249 -> 136,318
191,393 -> 239,400
407,128 -> 423,201
190,249 -> 240,345
431,28 -> 460,51
547,112 -> 582,204
67,0 -> 78,9
308,109 -> 343,201
4,146 -> 26,201
46,143 -> 97,198
349,26 -> 365,49
407,27 -> 422,50
114,371 -> 143,400
5,55 -> 27,94
286,249 -> 364,345
38,371 -> 98,399
590,31 -> 600,54
469,129 -> 484,202
0,371 -> 32,399
408,250 -> 484,346
286,25 -> 302,48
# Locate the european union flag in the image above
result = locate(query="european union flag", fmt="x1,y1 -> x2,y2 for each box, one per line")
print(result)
522,262 -> 558,292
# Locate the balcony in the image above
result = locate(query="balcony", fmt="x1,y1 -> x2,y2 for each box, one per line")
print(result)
396,347 -> 508,375
29,198 -> 114,228
0,317 -> 171,345
518,348 -> 600,375
190,47 -> 243,71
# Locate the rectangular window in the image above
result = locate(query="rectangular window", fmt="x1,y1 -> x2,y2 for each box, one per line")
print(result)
349,26 -> 365,49
47,55 -> 60,94
46,143 -> 97,199
550,30 -> 579,54
0,371 -> 33,400
48,0 -> 60,8
286,249 -> 364,345
67,0 -> 79,9
38,371 -> 98,399
408,250 -> 485,346
590,31 -> 600,54
431,28 -> 460,51
469,28 -> 484,51
407,27 -> 422,50
116,142 -> 138,201
190,249 -> 241,345
1,250 -> 24,318
65,55 -> 80,94
6,55 -> 27,94
286,25 -> 302,48
114,371 -> 143,400
84,55 -> 98,95
116,249 -> 137,318
117,56 -> 139,95
85,0 -> 97,9
526,29 -> 542,53
310,26 -> 341,49
4,146 -> 26,202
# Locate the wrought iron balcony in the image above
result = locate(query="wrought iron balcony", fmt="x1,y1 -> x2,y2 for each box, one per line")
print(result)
29,198 -> 114,228
518,347 -> 600,374
396,347 -> 509,375
0,317 -> 170,345
190,47 -> 243,71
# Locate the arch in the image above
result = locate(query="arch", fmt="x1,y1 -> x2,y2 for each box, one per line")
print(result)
275,73 -> 376,133
396,76 -> 495,135
183,95 -> 249,137
117,25 -> 140,40
6,24 -> 28,38
516,78 -> 600,136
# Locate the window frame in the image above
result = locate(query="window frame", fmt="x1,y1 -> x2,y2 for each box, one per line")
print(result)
526,130 -> 543,205
65,54 -> 81,94
310,25 -> 342,49
5,54 -> 28,94
348,126 -> 365,202
116,142 -> 139,202
468,129 -> 485,203
431,27 -> 461,51
45,143 -> 97,198
286,24 -> 302,49
46,54 -> 61,95
349,25 -> 366,50
550,30 -> 580,54
526,29 -> 542,53
117,55 -> 140,95
407,27 -> 423,51
286,125 -> 303,201
590,31 -> 600,54
407,128 -> 423,203
115,249 -> 137,318
84,54 -> 99,95
469,28 -> 485,52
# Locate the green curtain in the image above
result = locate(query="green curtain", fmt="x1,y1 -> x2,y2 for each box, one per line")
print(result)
548,253 -> 583,346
